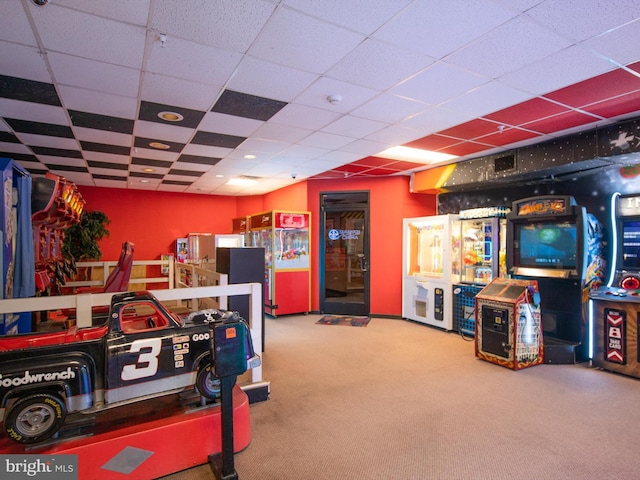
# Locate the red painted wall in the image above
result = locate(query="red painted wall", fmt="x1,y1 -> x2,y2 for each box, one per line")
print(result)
77,177 -> 436,317
306,176 -> 436,316
77,187 -> 238,260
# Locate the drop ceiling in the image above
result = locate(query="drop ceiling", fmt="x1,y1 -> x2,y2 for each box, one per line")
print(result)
1,0 -> 640,195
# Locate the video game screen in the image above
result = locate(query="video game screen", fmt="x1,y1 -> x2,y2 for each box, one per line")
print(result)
622,220 -> 640,269
515,221 -> 577,269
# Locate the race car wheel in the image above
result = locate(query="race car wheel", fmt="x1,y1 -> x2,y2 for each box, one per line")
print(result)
196,363 -> 235,400
4,393 -> 66,444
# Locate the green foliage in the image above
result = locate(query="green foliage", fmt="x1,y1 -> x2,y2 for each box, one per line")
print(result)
62,210 -> 111,261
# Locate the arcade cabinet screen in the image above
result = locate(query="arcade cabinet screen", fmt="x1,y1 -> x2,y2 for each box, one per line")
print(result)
622,220 -> 640,269
515,221 -> 577,269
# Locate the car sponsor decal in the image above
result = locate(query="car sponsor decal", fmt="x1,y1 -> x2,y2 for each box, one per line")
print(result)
0,367 -> 76,387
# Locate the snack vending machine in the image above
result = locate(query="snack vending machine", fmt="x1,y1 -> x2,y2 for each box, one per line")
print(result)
402,214 -> 458,330
451,207 -> 509,336
250,210 -> 310,316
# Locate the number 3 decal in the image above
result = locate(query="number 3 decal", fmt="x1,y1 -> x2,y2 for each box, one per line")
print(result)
121,338 -> 162,381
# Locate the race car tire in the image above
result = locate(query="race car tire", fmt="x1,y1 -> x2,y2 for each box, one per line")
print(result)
196,363 -> 236,400
4,393 -> 66,444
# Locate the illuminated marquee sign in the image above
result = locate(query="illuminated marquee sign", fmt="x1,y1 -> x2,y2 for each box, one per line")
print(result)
516,198 -> 567,216
617,194 -> 640,217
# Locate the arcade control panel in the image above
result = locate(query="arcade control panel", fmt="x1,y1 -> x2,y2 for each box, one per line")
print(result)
591,285 -> 640,303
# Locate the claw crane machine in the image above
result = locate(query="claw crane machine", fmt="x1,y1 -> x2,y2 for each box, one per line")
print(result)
451,206 -> 510,336
402,214 -> 458,330
250,211 -> 310,316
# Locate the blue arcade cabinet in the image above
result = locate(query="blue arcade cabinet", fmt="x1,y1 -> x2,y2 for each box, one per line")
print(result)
0,158 -> 35,335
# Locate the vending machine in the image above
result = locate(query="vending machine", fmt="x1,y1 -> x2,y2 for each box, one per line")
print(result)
402,214 -> 458,330
250,211 -> 310,316
451,207 -> 509,336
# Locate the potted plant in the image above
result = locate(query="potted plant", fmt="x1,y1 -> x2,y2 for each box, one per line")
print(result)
62,210 -> 110,281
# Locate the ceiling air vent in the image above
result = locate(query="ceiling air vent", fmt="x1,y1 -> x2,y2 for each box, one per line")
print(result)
494,155 -> 516,173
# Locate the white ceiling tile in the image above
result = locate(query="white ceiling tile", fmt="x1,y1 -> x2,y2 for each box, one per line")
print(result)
134,121 -> 194,143
374,0 -> 518,58
0,42 -> 51,83
0,99 -> 68,125
31,5 -> 146,69
144,36 -> 243,86
49,171 -> 93,185
401,107 -> 474,133
527,0 -> 640,43
181,144 -> 233,158
248,8 -> 365,74
445,16 -> 573,79
73,126 -> 132,146
228,57 -> 318,102
130,147 -> 177,162
321,115 -> 386,138
498,45 -> 616,96
94,179 -> 129,189
276,145 -> 331,161
89,166 -> 132,177
391,61 -> 490,105
326,38 -> 435,91
58,85 -> 138,119
365,125 -> 424,145
298,131 -> 354,149
270,104 -> 341,130
293,77 -> 379,113
316,151 -> 367,164
39,156 -> 85,167
252,123 -> 313,143
440,81 -> 533,118
84,151 -> 130,164
151,0 -> 275,53
198,112 -> 263,138
48,52 -> 140,98
141,73 -> 223,111
245,163 -> 288,176
283,0 -> 411,35
583,18 -> 640,66
0,142 -> 31,155
340,138 -> 391,156
350,93 -> 429,123
52,0 -> 151,25
234,137 -> 289,155
1,3 -> 37,45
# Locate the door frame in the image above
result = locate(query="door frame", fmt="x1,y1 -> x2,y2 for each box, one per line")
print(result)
319,191 -> 370,316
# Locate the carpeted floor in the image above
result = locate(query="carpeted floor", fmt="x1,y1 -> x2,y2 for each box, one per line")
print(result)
316,314 -> 370,327
162,314 -> 640,480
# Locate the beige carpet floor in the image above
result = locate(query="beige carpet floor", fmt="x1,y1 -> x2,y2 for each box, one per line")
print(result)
162,314 -> 640,480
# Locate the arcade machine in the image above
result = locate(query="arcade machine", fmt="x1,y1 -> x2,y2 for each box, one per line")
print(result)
475,277 -> 543,369
402,214 -> 458,330
451,206 -> 509,336
590,193 -> 640,378
506,195 -> 605,364
0,158 -> 34,334
249,210 -> 310,316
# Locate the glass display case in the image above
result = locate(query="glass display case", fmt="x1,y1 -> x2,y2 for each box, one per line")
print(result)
451,206 -> 509,335
402,214 -> 458,330
250,211 -> 310,316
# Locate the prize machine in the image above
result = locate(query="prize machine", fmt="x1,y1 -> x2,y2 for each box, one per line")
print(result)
506,196 -> 605,364
402,214 -> 458,330
475,277 -> 543,370
0,159 -> 35,335
451,207 -> 510,336
249,211 -> 310,316
232,215 -> 251,247
590,193 -> 640,378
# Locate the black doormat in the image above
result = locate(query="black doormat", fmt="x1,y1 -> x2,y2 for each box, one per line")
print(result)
316,315 -> 370,327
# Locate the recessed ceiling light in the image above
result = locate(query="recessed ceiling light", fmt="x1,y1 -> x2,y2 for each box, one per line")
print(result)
149,141 -> 171,150
375,146 -> 457,164
243,154 -> 256,159
158,111 -> 184,122
142,168 -> 155,172
215,174 -> 224,178
140,179 -> 150,183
